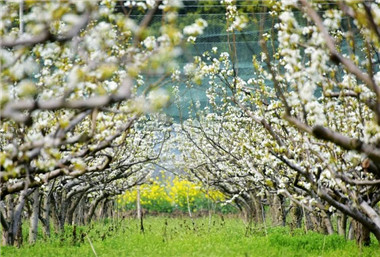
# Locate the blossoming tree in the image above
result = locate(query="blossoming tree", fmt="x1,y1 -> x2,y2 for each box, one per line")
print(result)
173,0 -> 380,246
2,0 -> 380,248
0,0 -> 188,245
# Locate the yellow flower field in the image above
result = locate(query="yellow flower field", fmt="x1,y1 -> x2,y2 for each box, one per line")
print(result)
118,175 -> 227,213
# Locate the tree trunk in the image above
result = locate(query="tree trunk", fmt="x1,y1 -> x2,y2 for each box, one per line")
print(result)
309,212 -> 320,233
348,219 -> 354,240
235,197 -> 252,223
42,190 -> 52,238
99,199 -> 109,219
14,219 -> 23,248
253,197 -> 262,224
86,194 -> 107,224
12,192 -> 28,246
74,197 -> 86,226
279,195 -> 287,227
270,194 -> 282,226
290,205 -> 303,231
352,220 -> 371,246
304,210 -> 315,231
28,189 -> 39,244
1,195 -> 14,245
0,211 -> 9,246
108,201 -> 114,219
136,186 -> 141,220
322,212 -> 334,235
59,190 -> 68,232
66,193 -> 85,225
50,193 -> 61,234
337,213 -> 347,239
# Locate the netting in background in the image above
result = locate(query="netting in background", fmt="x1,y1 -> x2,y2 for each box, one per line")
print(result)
135,11 -> 279,120
130,9 -> 359,121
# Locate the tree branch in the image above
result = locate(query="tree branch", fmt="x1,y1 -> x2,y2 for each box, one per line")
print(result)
0,10 -> 91,48
299,0 -> 380,118
1,78 -> 132,124
312,125 -> 380,164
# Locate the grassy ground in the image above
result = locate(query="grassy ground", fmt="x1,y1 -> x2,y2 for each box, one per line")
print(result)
1,216 -> 380,257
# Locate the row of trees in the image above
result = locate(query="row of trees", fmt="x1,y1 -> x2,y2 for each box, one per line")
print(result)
0,0 -> 187,245
163,0 -> 380,246
2,0 -> 380,248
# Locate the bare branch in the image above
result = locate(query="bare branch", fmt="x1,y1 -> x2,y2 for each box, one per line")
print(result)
284,115 -> 313,134
133,0 -> 162,46
335,173 -> 380,186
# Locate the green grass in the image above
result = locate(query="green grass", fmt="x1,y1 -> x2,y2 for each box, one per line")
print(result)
1,216 -> 380,257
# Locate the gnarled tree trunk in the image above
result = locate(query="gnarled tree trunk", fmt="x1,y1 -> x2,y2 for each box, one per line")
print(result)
41,189 -> 52,238
337,213 -> 347,239
28,189 -> 40,244
352,220 -> 371,246
86,193 -> 108,224
322,212 -> 334,235
270,194 -> 282,226
1,195 -> 14,245
66,193 -> 86,225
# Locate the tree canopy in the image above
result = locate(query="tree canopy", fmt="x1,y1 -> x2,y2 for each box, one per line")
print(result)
2,0 -> 380,247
